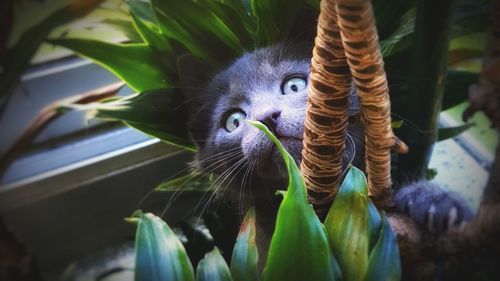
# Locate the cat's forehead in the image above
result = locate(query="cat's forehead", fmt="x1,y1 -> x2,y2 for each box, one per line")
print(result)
211,46 -> 310,99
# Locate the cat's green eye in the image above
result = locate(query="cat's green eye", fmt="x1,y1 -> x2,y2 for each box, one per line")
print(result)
282,77 -> 307,95
224,110 -> 246,132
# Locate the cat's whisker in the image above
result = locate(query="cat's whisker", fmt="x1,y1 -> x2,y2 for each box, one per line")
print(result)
136,146 -> 240,210
184,151 -> 246,216
193,155 -> 248,224
160,149 -> 243,217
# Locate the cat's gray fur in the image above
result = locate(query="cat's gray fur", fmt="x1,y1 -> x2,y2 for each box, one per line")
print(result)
178,45 -> 474,260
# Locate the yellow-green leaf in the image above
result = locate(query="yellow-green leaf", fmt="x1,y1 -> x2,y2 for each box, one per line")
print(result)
249,120 -> 339,281
325,166 -> 381,281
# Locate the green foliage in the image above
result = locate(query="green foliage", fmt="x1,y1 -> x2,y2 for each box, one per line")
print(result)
46,39 -> 172,92
135,211 -> 195,281
196,248 -> 233,281
251,120 -> 340,281
38,0 -> 484,152
94,89 -> 195,149
155,173 -> 215,192
230,208 -> 259,281
134,122 -> 401,281
438,123 -> 475,141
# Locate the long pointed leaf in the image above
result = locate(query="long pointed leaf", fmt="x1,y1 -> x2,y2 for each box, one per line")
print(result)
438,123 -> 475,141
156,173 -> 215,192
135,212 -> 195,281
95,89 -> 195,150
442,70 -> 478,110
325,166 -> 382,281
197,0 -> 255,48
251,0 -> 308,46
196,248 -> 233,281
126,0 -> 174,53
47,39 -> 171,92
249,121 -> 338,281
230,208 -> 259,281
153,0 -> 244,66
363,217 -> 401,281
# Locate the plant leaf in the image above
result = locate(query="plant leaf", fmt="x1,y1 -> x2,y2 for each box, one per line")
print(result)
95,89 -> 195,150
363,217 -> 401,281
126,0 -> 174,55
372,0 -> 414,38
251,0 -> 308,46
249,120 -> 339,281
135,212 -> 195,281
196,248 -> 233,281
380,8 -> 416,57
101,18 -> 143,42
196,0 -> 256,48
47,39 -> 172,92
442,70 -> 478,111
156,173 -> 215,192
152,0 -> 244,66
325,166 -> 382,281
230,208 -> 259,281
438,123 -> 475,141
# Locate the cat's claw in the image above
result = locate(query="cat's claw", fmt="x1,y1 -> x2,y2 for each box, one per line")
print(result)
394,181 -> 474,234
447,206 -> 458,230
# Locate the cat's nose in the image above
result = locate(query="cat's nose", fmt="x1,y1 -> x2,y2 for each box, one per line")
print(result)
258,109 -> 281,132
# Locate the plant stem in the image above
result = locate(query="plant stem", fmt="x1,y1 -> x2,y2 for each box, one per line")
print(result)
336,0 -> 407,208
301,0 -> 352,206
397,0 -> 456,180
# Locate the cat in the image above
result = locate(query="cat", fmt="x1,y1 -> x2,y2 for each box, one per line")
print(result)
177,44 -> 474,262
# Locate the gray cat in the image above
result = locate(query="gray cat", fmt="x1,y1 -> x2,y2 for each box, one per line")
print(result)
178,45 -> 474,259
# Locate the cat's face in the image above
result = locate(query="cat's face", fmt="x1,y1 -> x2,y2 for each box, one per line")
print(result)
179,45 -> 357,191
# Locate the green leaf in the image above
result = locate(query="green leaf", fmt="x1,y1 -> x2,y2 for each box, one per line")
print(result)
363,217 -> 401,281
391,120 -> 404,129
249,121 -> 339,281
437,123 -> 475,141
126,0 -> 174,55
448,48 -> 483,66
135,212 -> 195,281
101,18 -> 143,42
196,248 -> 233,281
47,39 -> 172,92
251,0 -> 308,46
230,208 -> 259,281
197,0 -> 256,48
152,0 -> 244,66
95,89 -> 195,150
0,0 -> 105,108
325,166 -> 382,281
156,173 -> 215,192
373,0 -> 414,39
442,71 -> 478,111
380,8 -> 415,57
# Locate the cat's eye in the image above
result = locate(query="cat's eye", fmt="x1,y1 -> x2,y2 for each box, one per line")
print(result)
282,76 -> 307,95
224,110 -> 246,132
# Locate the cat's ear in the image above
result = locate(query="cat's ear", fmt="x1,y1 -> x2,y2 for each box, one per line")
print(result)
177,54 -> 213,116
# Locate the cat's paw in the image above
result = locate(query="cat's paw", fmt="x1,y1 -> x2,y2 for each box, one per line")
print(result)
393,181 -> 474,234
